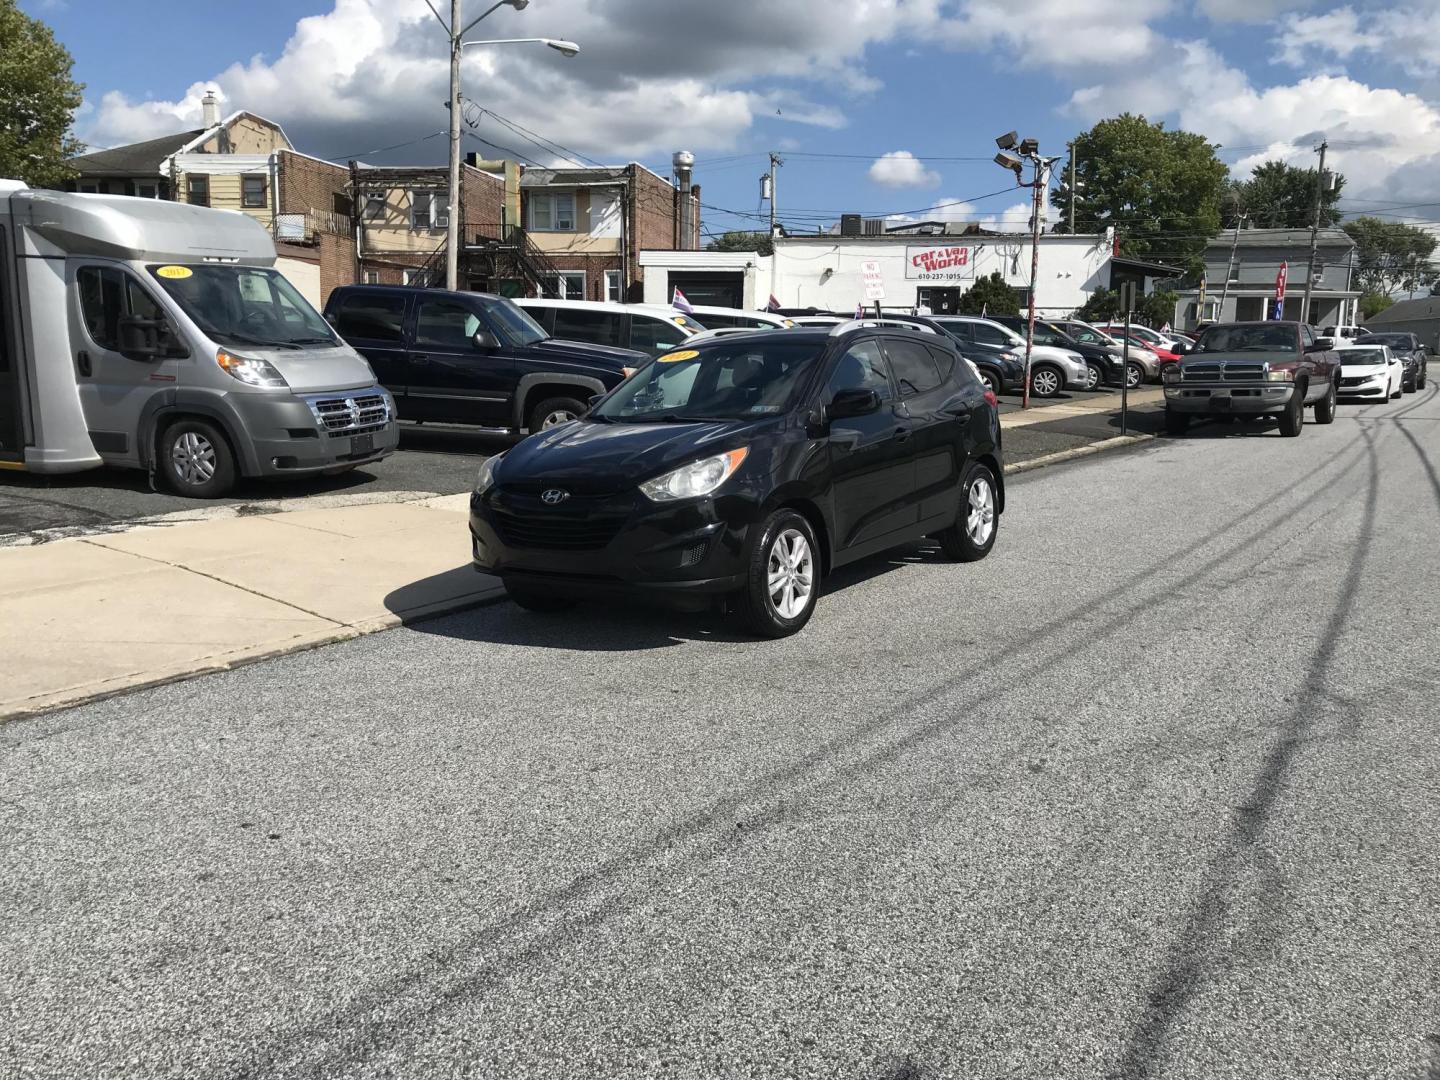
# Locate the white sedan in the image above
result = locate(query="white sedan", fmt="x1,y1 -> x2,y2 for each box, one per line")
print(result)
1335,344 -> 1403,402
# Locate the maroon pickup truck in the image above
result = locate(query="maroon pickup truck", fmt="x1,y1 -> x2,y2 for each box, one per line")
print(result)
1161,320 -> 1339,437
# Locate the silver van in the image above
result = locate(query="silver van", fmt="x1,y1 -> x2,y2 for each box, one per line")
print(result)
0,182 -> 397,497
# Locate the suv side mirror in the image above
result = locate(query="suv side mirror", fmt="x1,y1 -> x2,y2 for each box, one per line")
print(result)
827,387 -> 882,420
117,315 -> 163,361
472,329 -> 500,350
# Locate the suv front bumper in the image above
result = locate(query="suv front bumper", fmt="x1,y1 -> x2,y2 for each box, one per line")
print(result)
1163,383 -> 1296,415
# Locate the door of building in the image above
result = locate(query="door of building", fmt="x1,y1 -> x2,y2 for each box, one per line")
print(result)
916,287 -> 961,314
668,272 -> 745,309
0,226 -> 24,462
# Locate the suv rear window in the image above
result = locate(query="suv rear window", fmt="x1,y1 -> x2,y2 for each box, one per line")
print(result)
335,293 -> 406,343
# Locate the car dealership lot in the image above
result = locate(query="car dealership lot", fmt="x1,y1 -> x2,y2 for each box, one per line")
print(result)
4,387 -> 1436,1079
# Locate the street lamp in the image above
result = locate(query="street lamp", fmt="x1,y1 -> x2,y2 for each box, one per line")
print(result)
431,0 -> 578,292
992,132 -> 1059,409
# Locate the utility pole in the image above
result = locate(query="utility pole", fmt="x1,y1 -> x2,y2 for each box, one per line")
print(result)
1217,206 -> 1246,323
445,0 -> 462,292
1023,158 -> 1046,409
1300,139 -> 1327,326
767,152 -> 782,310
1067,142 -> 1076,234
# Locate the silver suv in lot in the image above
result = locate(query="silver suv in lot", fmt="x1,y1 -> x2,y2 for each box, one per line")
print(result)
931,316 -> 1089,397
1049,319 -> 1163,388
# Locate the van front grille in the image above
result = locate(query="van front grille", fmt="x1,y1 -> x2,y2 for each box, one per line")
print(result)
303,392 -> 391,435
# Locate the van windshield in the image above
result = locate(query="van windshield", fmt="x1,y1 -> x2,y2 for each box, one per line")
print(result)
147,264 -> 338,350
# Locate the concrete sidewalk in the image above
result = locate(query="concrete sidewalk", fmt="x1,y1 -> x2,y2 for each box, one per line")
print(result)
0,397 -> 1161,721
0,494 -> 502,720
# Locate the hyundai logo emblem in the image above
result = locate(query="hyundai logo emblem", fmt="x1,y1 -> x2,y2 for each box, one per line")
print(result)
540,489 -> 570,505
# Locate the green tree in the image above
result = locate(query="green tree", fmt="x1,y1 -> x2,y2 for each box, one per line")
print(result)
1342,216 -> 1438,295
1223,160 -> 1345,230
1052,114 -> 1228,273
1359,291 -> 1394,320
0,0 -> 84,187
706,230 -> 773,257
1138,289 -> 1180,329
1074,286 -> 1177,327
957,272 -> 1019,316
1076,287 -> 1120,323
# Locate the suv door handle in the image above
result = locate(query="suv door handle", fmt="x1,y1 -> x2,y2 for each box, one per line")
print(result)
76,351 -> 92,377
410,353 -> 431,365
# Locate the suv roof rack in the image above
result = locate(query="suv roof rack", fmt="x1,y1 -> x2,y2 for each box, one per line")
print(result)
828,318 -> 939,338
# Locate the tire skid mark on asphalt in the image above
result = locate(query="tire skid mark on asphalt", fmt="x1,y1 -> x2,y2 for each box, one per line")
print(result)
1113,423 -> 1386,1080
213,431 -> 1382,1080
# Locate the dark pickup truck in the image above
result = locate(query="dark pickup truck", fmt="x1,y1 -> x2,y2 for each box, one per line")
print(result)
1162,320 -> 1339,437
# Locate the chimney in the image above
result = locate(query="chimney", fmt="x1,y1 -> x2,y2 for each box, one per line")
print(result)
201,89 -> 221,129
672,150 -> 695,250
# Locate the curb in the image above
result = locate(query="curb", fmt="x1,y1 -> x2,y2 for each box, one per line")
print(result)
1004,433 -> 1155,476
0,586 -> 508,725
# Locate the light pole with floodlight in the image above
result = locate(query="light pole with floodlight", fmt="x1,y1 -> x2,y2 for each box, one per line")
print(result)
993,131 -> 1059,409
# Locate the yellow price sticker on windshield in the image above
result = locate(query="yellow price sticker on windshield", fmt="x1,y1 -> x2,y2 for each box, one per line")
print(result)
156,265 -> 193,279
658,349 -> 700,363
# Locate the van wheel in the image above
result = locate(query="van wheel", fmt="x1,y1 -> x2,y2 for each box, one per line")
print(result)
737,509 -> 819,638
159,418 -> 237,498
936,463 -> 999,562
1314,380 -> 1336,424
528,396 -> 587,433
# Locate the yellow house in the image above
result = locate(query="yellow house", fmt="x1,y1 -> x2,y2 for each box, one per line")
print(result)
166,102 -> 295,231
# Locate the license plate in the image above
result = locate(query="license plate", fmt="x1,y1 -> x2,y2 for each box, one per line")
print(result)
1212,393 -> 1231,409
350,433 -> 374,456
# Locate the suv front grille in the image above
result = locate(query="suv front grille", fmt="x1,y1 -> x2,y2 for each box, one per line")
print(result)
1182,362 -> 1266,383
489,507 -> 625,551
304,392 -> 391,435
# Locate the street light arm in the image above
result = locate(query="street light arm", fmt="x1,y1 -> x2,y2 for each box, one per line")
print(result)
460,0 -> 520,39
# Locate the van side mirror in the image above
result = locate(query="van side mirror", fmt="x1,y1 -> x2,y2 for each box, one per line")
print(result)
827,387 -> 882,420
472,329 -> 500,350
118,315 -> 163,361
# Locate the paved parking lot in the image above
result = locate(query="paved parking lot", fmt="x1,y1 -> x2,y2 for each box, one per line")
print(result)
0,390 -> 1160,546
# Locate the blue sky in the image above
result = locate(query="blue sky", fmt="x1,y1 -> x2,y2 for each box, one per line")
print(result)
26,0 -> 1440,238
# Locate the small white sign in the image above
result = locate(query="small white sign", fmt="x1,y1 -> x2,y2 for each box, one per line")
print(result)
861,260 -> 886,301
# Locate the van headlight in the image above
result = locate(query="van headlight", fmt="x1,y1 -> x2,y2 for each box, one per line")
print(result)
216,349 -> 288,388
474,454 -> 503,495
640,448 -> 748,502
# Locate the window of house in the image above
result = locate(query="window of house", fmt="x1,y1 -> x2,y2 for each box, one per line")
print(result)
187,175 -> 209,207
605,270 -> 622,303
335,293 -> 406,343
242,175 -> 267,208
542,272 -> 585,299
529,192 -> 576,232
135,183 -> 158,200
885,338 -> 943,397
364,271 -> 380,285
364,195 -> 386,221
410,191 -> 449,231
403,269 -> 435,288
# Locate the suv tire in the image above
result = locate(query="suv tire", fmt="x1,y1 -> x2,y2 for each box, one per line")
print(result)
1314,380 -> 1337,424
1278,389 -> 1305,437
936,462 -> 999,562
528,395 -> 587,433
1164,410 -> 1190,436
159,418 -> 237,499
977,368 -> 1000,396
506,582 -> 577,612
1126,362 -> 1145,389
738,509 -> 820,638
1084,362 -> 1103,391
1031,364 -> 1063,398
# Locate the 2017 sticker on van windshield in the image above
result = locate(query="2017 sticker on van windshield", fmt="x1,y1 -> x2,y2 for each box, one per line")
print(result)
156,266 -> 193,280
658,350 -> 700,363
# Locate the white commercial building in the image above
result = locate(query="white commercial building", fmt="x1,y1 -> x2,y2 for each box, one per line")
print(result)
639,230 -> 1123,317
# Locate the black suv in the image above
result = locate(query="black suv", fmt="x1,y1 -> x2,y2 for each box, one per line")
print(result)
324,286 -> 648,434
470,321 -> 1003,637
991,315 -> 1125,390
1355,331 -> 1429,393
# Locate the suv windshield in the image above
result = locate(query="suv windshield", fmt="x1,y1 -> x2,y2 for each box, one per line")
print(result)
1357,333 -> 1412,350
1195,325 -> 1297,353
592,338 -> 824,423
484,297 -> 548,347
147,265 -> 337,350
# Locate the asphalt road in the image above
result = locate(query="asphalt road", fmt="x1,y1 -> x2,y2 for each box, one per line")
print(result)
4,386 -> 1437,1079
0,390 -> 1155,545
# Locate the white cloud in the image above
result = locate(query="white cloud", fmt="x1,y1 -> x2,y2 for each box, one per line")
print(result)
868,151 -> 941,189
1276,6 -> 1440,79
938,0 -> 1174,66
1274,6 -> 1379,67
1195,0 -> 1314,22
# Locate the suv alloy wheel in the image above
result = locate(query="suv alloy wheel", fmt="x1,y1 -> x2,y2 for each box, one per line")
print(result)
738,509 -> 820,638
936,463 -> 1000,561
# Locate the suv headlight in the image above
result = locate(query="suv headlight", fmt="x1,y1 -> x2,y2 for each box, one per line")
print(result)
216,349 -> 287,388
474,454 -> 503,495
640,448 -> 748,502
